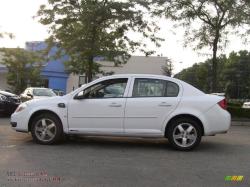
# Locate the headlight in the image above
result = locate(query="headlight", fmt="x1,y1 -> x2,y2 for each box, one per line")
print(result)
15,103 -> 27,113
0,95 -> 7,101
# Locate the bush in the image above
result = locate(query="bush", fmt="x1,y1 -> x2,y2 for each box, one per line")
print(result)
227,101 -> 243,107
227,106 -> 250,118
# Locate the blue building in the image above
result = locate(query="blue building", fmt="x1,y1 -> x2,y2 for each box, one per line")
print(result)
24,41 -> 168,94
25,42 -> 69,93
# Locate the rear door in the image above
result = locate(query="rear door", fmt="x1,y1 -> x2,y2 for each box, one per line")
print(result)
124,77 -> 181,136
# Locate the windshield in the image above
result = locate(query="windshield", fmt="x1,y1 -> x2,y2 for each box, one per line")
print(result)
33,89 -> 56,97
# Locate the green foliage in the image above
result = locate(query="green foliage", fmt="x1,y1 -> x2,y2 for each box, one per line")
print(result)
0,32 -> 14,39
223,51 -> 250,98
227,106 -> 250,119
175,55 -> 226,93
0,30 -> 14,39
0,48 -> 43,94
152,0 -> 250,92
228,101 -> 243,108
175,50 -> 250,99
36,0 -> 162,83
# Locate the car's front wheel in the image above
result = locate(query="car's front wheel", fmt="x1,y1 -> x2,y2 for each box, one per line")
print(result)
31,113 -> 63,145
167,117 -> 202,151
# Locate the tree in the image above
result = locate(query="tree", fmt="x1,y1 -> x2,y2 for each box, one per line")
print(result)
175,62 -> 211,92
0,31 -> 14,39
0,48 -> 43,94
175,50 -> 250,98
37,0 -> 162,83
153,0 -> 250,92
223,50 -> 250,98
0,27 -> 14,44
0,33 -> 14,39
175,55 -> 227,93
161,57 -> 174,76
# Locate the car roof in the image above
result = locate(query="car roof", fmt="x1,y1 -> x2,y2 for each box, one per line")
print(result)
101,74 -> 182,82
74,74 -> 205,97
100,74 -> 186,85
104,74 -> 204,96
27,87 -> 52,89
104,74 -> 170,78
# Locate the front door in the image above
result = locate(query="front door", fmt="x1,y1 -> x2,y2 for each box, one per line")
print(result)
68,78 -> 129,134
124,78 -> 181,136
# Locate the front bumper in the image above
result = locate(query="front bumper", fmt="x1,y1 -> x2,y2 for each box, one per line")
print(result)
10,110 -> 30,133
10,122 -> 17,127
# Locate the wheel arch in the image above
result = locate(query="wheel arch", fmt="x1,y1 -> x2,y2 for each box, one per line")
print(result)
28,110 -> 62,132
164,114 -> 204,137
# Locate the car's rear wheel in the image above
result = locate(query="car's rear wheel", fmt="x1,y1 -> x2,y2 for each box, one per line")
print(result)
31,113 -> 63,145
167,117 -> 202,151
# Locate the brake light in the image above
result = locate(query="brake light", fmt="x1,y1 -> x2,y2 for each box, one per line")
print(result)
218,99 -> 227,110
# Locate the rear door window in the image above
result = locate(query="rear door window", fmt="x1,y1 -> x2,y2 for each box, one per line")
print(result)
132,78 -> 179,97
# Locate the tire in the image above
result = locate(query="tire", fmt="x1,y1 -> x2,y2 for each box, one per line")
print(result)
167,117 -> 202,151
31,113 -> 64,145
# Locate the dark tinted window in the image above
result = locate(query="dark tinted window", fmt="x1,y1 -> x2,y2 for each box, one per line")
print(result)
132,78 -> 179,97
166,81 -> 179,97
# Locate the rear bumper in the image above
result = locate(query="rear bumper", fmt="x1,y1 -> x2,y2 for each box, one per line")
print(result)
203,105 -> 231,136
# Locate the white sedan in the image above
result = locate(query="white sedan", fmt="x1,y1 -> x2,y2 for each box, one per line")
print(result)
11,74 -> 231,151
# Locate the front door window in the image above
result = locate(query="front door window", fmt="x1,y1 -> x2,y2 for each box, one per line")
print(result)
77,78 -> 128,99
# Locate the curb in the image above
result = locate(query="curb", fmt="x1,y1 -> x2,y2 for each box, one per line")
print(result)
231,121 -> 250,126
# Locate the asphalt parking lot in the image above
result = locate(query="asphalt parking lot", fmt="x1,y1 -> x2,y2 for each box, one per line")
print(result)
0,117 -> 250,187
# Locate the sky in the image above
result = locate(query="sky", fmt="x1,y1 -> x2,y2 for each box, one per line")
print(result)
0,0 -> 249,74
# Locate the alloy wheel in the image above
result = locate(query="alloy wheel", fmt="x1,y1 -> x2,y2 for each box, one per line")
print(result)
172,123 -> 197,148
34,118 -> 57,142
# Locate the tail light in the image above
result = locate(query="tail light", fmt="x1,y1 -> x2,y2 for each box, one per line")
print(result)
218,99 -> 227,110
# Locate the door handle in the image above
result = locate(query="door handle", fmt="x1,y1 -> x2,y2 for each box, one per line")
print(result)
158,102 -> 172,107
109,103 -> 122,107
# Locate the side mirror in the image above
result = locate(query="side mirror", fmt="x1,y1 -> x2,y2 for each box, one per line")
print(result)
74,95 -> 84,100
27,93 -> 33,98
74,90 -> 85,100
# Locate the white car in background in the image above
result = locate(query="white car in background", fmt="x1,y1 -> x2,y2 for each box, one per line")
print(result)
20,87 -> 56,102
242,102 -> 250,109
11,74 -> 231,151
